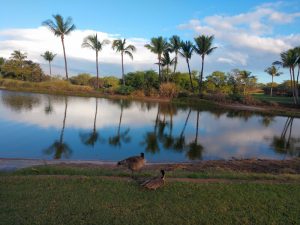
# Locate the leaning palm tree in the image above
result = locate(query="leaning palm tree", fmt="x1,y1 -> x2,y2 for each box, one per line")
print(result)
112,39 -> 136,85
145,36 -> 170,82
169,35 -> 181,74
194,35 -> 217,95
42,14 -> 75,80
179,41 -> 195,92
273,49 -> 299,104
264,65 -> 282,97
161,51 -> 175,82
41,51 -> 56,76
82,34 -> 109,88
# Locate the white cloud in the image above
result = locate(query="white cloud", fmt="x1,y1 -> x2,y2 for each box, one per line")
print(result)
0,27 -> 157,76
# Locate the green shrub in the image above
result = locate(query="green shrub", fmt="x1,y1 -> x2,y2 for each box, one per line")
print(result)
70,73 -> 92,86
159,82 -> 179,98
116,85 -> 134,95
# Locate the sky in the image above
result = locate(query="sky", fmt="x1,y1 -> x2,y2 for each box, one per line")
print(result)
0,0 -> 300,83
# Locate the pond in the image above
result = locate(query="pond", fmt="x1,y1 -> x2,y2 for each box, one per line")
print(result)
0,90 -> 299,162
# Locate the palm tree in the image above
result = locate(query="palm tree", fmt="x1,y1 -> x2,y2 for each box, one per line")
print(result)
264,65 -> 282,97
112,39 -> 136,85
161,51 -> 174,82
42,14 -> 75,80
10,50 -> 27,62
169,35 -> 181,74
194,35 -> 217,95
174,108 -> 191,151
41,51 -> 56,76
82,34 -> 109,88
237,70 -> 255,95
179,41 -> 195,92
145,36 -> 170,82
274,49 -> 299,104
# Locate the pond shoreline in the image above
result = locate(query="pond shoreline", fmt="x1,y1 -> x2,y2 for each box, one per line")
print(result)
1,158 -> 299,174
1,86 -> 299,117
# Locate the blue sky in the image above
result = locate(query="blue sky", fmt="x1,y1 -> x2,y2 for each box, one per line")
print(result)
1,0 -> 300,83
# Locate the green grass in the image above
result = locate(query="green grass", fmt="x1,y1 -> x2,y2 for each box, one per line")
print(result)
252,93 -> 294,105
1,175 -> 299,225
8,165 -> 300,182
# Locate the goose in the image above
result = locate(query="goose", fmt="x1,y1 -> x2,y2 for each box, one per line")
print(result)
117,152 -> 146,177
141,170 -> 165,190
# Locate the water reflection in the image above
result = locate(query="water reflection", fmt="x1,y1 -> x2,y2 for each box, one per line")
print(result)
43,97 -> 72,159
79,98 -> 102,147
108,99 -> 131,147
1,92 -> 40,112
271,117 -> 300,157
0,90 -> 299,162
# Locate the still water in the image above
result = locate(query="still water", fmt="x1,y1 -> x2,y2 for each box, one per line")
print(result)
0,90 -> 299,162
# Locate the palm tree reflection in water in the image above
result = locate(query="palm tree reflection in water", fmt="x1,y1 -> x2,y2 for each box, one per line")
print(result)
44,97 -> 72,159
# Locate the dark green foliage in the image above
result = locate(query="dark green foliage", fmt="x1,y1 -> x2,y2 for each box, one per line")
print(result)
1,59 -> 45,82
116,85 -> 134,95
124,70 -> 159,90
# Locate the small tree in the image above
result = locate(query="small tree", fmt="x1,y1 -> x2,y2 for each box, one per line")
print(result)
41,51 -> 56,75
265,65 -> 282,97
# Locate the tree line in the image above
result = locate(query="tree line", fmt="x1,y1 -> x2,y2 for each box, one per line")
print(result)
0,14 -> 299,104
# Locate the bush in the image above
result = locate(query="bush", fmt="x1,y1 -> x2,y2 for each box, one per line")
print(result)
242,95 -> 262,106
228,93 -> 243,102
159,82 -> 179,98
116,85 -> 134,95
70,73 -> 92,86
203,93 -> 227,103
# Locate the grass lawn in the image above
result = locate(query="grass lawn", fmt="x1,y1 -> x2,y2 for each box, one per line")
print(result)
1,166 -> 300,225
252,93 -> 294,105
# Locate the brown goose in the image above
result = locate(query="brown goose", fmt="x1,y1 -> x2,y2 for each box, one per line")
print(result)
117,152 -> 145,176
141,170 -> 165,190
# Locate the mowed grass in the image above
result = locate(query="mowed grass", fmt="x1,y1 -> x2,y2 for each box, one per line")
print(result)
1,167 -> 300,225
252,93 -> 294,105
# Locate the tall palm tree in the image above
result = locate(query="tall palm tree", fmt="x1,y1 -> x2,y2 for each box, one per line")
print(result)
161,51 -> 175,82
41,51 -> 56,76
112,39 -> 136,85
42,14 -> 75,80
194,35 -> 217,95
145,36 -> 169,82
82,34 -> 109,88
274,49 -> 299,104
237,70 -> 255,95
169,35 -> 181,74
264,65 -> 282,97
179,41 -> 195,92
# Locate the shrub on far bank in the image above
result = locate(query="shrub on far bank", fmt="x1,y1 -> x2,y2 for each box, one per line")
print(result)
159,82 -> 179,98
70,73 -> 92,86
116,85 -> 134,95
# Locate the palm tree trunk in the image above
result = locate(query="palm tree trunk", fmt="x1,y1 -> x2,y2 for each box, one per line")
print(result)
60,97 -> 68,144
271,76 -> 273,97
158,55 -> 161,83
93,98 -> 98,133
61,36 -> 69,80
187,59 -> 194,92
290,67 -> 297,104
117,102 -> 123,137
173,53 -> 177,74
121,52 -> 125,85
180,109 -> 191,137
96,50 -> 99,89
49,61 -> 52,76
195,111 -> 200,144
292,67 -> 299,104
199,55 -> 205,95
